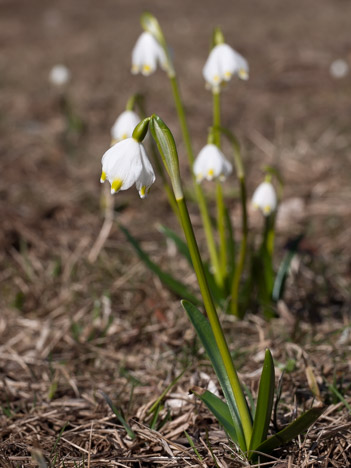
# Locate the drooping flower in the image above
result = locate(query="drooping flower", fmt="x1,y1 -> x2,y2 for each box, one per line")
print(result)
193,144 -> 232,183
203,44 -> 249,91
131,31 -> 167,76
252,181 -> 277,216
111,110 -> 140,143
49,64 -> 71,87
100,138 -> 155,198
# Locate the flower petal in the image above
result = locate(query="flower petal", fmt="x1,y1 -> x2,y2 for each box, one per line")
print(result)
252,181 -> 277,215
111,110 -> 140,142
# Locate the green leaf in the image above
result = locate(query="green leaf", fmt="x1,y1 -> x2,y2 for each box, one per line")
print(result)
250,406 -> 325,459
272,235 -> 303,302
195,390 -> 238,443
158,225 -> 192,266
119,224 -> 200,305
181,300 -> 247,451
249,349 -> 275,452
100,391 -> 136,439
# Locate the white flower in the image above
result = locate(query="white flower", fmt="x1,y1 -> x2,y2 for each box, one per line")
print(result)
329,59 -> 349,79
193,144 -> 232,183
49,64 -> 71,86
203,44 -> 249,91
131,32 -> 167,76
111,110 -> 140,143
100,138 -> 155,198
252,181 -> 277,216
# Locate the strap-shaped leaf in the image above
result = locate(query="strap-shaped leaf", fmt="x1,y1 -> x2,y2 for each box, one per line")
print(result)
249,349 -> 275,452
182,300 -> 247,451
158,225 -> 192,266
119,224 -> 200,305
272,235 -> 303,301
249,406 -> 325,460
194,390 -> 238,443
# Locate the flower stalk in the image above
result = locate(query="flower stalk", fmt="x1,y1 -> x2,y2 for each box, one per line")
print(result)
150,114 -> 253,448
169,59 -> 223,289
212,89 -> 228,282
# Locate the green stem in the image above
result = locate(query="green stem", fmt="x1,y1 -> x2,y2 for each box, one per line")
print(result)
230,176 -> 248,317
212,90 -> 227,281
212,91 -> 221,147
216,181 -> 227,280
177,196 -> 252,447
214,127 -> 248,317
169,75 -> 223,288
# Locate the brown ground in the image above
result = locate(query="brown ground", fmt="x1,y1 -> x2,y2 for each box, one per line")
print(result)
1,0 -> 351,466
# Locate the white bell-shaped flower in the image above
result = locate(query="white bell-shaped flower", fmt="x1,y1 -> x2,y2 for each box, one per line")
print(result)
100,138 -> 155,198
131,32 -> 167,76
111,110 -> 140,143
193,144 -> 232,183
49,64 -> 71,87
252,181 -> 277,216
203,44 -> 249,91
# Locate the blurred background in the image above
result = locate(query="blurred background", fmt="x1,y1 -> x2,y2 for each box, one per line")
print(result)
1,0 -> 351,256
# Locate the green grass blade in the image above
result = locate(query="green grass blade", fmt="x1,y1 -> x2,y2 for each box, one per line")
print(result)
119,224 -> 200,304
148,368 -> 187,414
158,224 -> 192,266
249,349 -> 275,453
328,383 -> 351,413
182,300 -> 247,450
194,390 -> 238,444
184,430 -> 203,461
100,391 -> 136,439
250,406 -> 325,459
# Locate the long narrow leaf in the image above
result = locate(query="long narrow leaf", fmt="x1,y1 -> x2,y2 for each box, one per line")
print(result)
181,300 -> 247,450
249,349 -> 275,453
272,235 -> 303,301
158,225 -> 192,266
100,391 -> 136,439
119,224 -> 200,304
194,389 -> 238,443
250,406 -> 325,459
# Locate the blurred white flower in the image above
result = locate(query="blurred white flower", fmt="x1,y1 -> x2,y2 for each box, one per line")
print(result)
100,138 -> 155,198
203,44 -> 249,91
131,32 -> 167,76
111,110 -> 140,143
193,144 -> 232,183
252,181 -> 277,216
329,59 -> 349,79
49,64 -> 71,86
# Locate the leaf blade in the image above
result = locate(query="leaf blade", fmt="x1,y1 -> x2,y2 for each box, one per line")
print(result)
250,406 -> 325,459
249,349 -> 275,452
119,224 -> 200,304
158,224 -> 192,266
195,389 -> 238,443
182,300 -> 247,450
